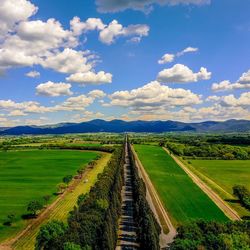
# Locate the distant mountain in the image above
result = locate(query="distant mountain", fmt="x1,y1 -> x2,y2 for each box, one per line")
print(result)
0,119 -> 250,135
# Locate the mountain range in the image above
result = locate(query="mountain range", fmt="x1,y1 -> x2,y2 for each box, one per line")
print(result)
0,119 -> 250,135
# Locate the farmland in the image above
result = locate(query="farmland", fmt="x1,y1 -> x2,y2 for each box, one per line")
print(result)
0,149 -> 99,242
186,159 -> 250,217
134,144 -> 228,225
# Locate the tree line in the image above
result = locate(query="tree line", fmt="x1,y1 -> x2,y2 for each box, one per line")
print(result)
165,142 -> 250,160
36,146 -> 124,250
233,185 -> 250,211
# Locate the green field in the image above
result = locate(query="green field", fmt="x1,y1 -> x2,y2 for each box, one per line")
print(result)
188,159 -> 250,217
0,150 -> 98,242
134,145 -> 228,225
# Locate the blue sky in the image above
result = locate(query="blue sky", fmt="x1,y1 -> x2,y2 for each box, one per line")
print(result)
0,0 -> 250,126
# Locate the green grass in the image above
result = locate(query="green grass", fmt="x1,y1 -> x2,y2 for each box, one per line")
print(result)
187,159 -> 250,217
134,145 -> 228,225
0,150 -> 98,242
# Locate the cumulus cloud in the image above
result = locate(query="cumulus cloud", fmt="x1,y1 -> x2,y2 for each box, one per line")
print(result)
88,89 -> 106,98
158,47 -> 198,64
158,54 -> 175,64
108,81 -> 202,113
212,70 -> 250,92
96,0 -> 210,13
8,110 -> 27,116
0,0 -> 38,37
36,81 -> 73,97
220,92 -> 250,107
26,70 -> 40,78
157,64 -> 211,83
99,20 -> 149,44
41,48 -> 91,74
70,17 -> 105,36
66,71 -> 112,85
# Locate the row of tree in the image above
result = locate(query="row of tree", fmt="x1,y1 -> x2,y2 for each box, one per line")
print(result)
38,144 -> 115,153
233,185 -> 250,211
170,220 -> 250,249
166,142 -> 250,160
128,143 -> 161,250
36,146 -> 124,250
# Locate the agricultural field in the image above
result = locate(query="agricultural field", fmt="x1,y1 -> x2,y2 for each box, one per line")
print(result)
0,149 -> 99,242
13,152 -> 111,250
134,144 -> 228,225
186,159 -> 250,217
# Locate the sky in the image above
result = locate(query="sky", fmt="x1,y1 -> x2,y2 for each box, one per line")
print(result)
0,0 -> 250,127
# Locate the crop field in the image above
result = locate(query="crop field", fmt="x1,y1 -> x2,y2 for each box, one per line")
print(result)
187,159 -> 250,217
134,145 -> 228,225
13,152 -> 111,250
0,150 -> 99,242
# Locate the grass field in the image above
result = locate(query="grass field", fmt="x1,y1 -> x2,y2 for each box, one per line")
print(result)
134,145 -> 228,225
187,159 -> 250,217
12,152 -> 111,250
0,150 -> 99,242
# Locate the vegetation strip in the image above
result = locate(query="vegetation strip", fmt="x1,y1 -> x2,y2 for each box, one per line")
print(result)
163,147 -> 241,221
131,145 -> 176,247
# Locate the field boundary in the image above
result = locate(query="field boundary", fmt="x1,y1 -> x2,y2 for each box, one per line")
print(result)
131,145 -> 176,248
163,147 -> 241,221
0,152 -> 111,250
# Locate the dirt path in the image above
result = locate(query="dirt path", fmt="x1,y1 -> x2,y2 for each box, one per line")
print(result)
162,147 -> 241,221
0,153 -> 111,250
131,146 -> 177,249
116,138 -> 139,250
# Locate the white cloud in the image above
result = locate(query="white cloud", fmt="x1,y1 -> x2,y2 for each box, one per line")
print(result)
0,0 -> 38,37
238,70 -> 250,84
176,46 -> 199,57
212,70 -> 250,92
41,48 -> 91,74
36,81 -> 73,97
8,110 -> 27,116
221,92 -> 250,107
88,89 -> 106,98
58,95 -> 94,111
96,0 -> 210,13
206,95 -> 221,102
108,81 -> 202,111
158,54 -> 175,64
66,71 -> 112,85
70,17 -> 105,36
26,70 -> 40,78
157,64 -> 211,83
158,47 -> 198,64
99,20 -> 149,44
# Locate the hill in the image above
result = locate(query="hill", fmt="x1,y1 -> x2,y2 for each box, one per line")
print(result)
0,119 -> 250,135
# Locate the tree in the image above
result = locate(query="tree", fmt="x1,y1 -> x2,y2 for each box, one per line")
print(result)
36,220 -> 66,250
63,175 -> 73,185
77,193 -> 88,206
27,200 -> 43,216
63,242 -> 82,250
4,213 -> 16,226
57,183 -> 67,194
